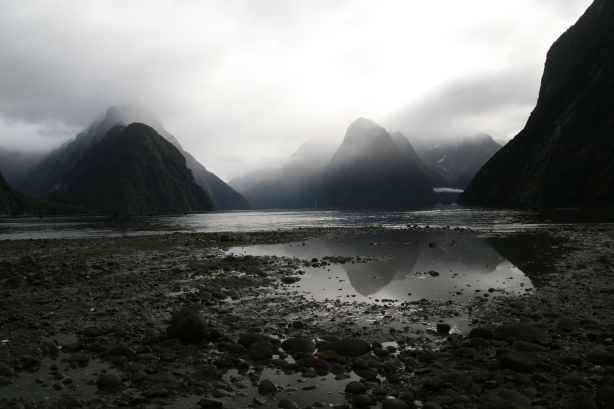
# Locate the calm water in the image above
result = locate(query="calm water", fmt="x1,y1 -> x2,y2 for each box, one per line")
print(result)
228,229 -> 532,302
0,205 -> 594,240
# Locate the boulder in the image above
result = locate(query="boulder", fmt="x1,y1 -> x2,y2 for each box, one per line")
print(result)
167,304 -> 208,342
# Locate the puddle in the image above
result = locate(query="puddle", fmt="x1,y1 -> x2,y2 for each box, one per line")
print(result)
174,367 -> 362,409
229,230 -> 533,303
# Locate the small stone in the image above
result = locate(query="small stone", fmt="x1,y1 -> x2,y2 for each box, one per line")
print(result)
436,323 -> 451,333
278,398 -> 298,408
381,398 -> 410,409
198,398 -> 223,408
0,376 -> 12,385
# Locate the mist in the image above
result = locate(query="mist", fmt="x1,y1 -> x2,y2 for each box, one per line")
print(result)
0,0 -> 593,181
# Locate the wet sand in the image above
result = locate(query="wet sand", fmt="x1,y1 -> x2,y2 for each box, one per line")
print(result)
1,224 -> 613,409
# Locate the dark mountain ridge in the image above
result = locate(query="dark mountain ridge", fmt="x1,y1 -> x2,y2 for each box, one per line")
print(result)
459,0 -> 614,204
21,106 -> 249,210
49,123 -> 215,213
320,118 -> 437,208
388,131 -> 451,188
0,171 -> 86,216
407,133 -> 501,190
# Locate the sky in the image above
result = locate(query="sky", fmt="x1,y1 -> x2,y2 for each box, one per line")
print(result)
0,0 -> 593,181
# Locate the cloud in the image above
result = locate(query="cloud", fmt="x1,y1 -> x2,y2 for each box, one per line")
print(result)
382,64 -> 542,142
0,0 -> 593,180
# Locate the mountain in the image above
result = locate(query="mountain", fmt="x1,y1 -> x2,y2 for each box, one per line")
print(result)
49,123 -> 215,213
22,106 -> 249,210
0,171 -> 86,216
388,131 -> 451,188
459,0 -> 614,204
229,139 -> 337,209
319,118 -> 437,208
407,133 -> 501,189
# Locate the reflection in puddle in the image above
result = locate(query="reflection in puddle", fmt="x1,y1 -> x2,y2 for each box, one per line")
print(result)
229,230 -> 532,303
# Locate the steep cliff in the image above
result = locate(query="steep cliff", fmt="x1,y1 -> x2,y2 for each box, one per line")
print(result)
459,0 -> 614,204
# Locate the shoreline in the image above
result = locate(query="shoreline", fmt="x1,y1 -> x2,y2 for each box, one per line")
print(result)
1,225 -> 613,409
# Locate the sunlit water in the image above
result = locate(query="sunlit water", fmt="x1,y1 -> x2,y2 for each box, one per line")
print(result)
0,205 -> 574,240
228,230 -> 532,302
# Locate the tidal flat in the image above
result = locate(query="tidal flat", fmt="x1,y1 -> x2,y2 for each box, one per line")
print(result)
1,225 -> 613,409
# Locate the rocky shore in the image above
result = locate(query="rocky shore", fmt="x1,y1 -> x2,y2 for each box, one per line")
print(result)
1,225 -> 613,409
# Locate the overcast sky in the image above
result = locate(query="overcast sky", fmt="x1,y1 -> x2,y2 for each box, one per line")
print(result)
0,0 -> 593,180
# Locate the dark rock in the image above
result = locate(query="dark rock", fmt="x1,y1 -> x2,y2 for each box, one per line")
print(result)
422,403 -> 443,409
381,398 -> 410,409
198,398 -> 223,408
248,342 -> 273,361
281,338 -> 315,353
564,393 -> 598,409
493,323 -> 547,343
470,327 -> 494,339
423,376 -> 444,391
352,394 -> 375,407
478,388 -> 531,409
318,338 -> 371,357
296,358 -> 330,374
96,373 -> 122,389
278,398 -> 298,409
258,379 -> 277,394
167,304 -> 208,342
4,276 -> 27,287
555,317 -> 580,332
0,376 -> 13,385
596,385 -> 614,409
500,352 -> 541,372
440,370 -> 473,390
103,344 -> 135,356
436,323 -> 451,333
194,365 -> 223,379
345,381 -> 367,393
142,387 -> 168,398
511,341 -> 546,352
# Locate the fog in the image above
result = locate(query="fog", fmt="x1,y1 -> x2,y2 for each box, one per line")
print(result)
0,0 -> 592,181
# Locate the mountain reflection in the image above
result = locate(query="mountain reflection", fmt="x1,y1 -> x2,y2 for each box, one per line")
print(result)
233,230 -> 533,302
